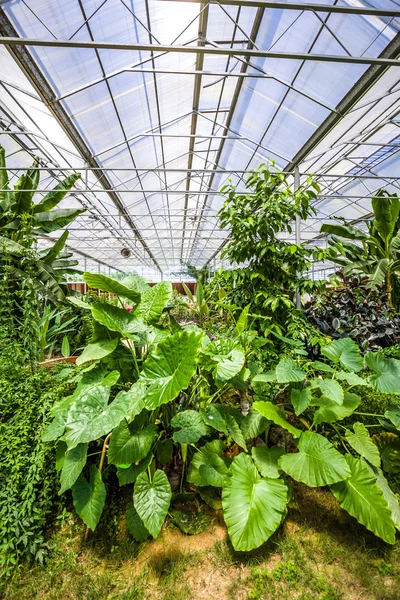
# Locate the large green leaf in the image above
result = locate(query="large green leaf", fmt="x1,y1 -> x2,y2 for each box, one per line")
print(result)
76,338 -> 119,366
134,470 -> 171,538
222,453 -> 288,551
330,455 -> 395,544
314,379 -> 344,405
372,191 -> 400,244
91,303 -> 148,337
335,371 -> 366,387
200,405 -> 228,435
240,410 -> 269,439
64,385 -> 110,448
171,410 -> 209,443
372,432 -> 400,474
33,173 -> 81,213
198,453 -> 229,487
370,258 -> 390,288
201,340 -> 245,382
236,305 -> 250,335
290,388 -> 312,416
214,348 -> 245,382
321,338 -> 363,372
117,452 -> 153,486
40,230 -> 69,265
140,330 -> 203,410
365,353 -> 400,393
121,274 -> 149,295
225,413 -> 247,450
108,419 -> 157,465
59,443 -> 88,494
126,505 -> 149,542
251,446 -> 285,479
187,440 -> 225,487
275,358 -> 306,383
345,423 -> 381,467
13,173 -> 34,214
384,404 -> 400,429
65,387 -> 135,449
83,272 -> 141,304
0,236 -> 24,256
35,208 -> 85,233
253,401 -> 301,438
320,222 -> 368,241
138,281 -> 172,323
279,431 -> 351,487
313,393 -> 360,424
363,461 -> 400,531
72,465 -> 106,531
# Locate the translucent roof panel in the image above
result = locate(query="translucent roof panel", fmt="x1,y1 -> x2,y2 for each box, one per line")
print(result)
1,0 -> 400,277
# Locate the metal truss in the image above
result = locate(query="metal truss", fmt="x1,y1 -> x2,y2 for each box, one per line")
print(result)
1,0 -> 400,278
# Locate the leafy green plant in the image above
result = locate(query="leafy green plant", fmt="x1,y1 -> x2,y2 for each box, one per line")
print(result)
36,306 -> 77,361
45,271 -> 400,552
322,188 -> 400,309
0,146 -> 83,305
0,366 -> 74,578
182,281 -> 209,325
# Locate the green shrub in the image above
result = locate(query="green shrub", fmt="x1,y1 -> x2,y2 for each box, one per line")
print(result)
0,366 -> 73,579
351,385 -> 397,425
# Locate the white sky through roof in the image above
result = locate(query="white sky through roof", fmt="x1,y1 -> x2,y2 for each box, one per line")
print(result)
1,0 -> 400,279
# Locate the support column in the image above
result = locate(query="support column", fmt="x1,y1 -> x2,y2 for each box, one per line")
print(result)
294,166 -> 301,309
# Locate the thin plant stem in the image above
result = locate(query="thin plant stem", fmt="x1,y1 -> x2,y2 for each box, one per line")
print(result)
85,432 -> 112,542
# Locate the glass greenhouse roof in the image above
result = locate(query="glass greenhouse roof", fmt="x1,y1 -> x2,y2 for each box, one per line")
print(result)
1,0 -> 400,279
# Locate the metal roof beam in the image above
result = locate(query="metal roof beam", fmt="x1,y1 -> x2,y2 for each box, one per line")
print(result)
0,9 -> 162,273
158,0 -> 400,17
2,37 -> 400,66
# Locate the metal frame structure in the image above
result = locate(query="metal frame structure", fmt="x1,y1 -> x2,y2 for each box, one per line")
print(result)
1,0 -> 400,279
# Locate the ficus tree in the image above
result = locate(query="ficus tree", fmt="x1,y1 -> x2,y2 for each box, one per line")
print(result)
215,163 -> 330,338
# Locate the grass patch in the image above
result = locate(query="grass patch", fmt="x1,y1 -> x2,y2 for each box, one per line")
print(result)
2,484 -> 400,600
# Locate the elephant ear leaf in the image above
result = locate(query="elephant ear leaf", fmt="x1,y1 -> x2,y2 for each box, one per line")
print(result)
222,453 -> 288,551
134,470 -> 171,538
126,505 -> 150,542
330,455 -> 396,544
141,330 -> 203,410
344,423 -> 381,467
365,354 -> 400,393
253,401 -> 301,438
321,338 -> 363,372
278,431 -> 351,487
362,461 -> 400,531
59,443 -> 88,494
171,410 -> 209,443
108,419 -> 157,466
76,338 -> 119,366
83,272 -> 141,304
384,404 -> 400,429
72,465 -> 106,531
138,281 -> 172,323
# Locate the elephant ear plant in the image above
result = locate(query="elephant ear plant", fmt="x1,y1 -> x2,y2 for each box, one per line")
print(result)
44,276 -> 400,550
44,276 -> 258,539
44,272 -> 203,537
